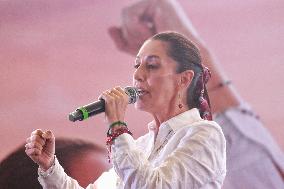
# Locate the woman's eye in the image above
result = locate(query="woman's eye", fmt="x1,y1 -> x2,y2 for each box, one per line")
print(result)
145,56 -> 160,69
147,64 -> 158,69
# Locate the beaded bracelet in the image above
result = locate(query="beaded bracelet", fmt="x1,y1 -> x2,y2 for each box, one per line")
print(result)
107,121 -> 127,137
106,126 -> 133,163
109,120 -> 127,128
209,80 -> 232,92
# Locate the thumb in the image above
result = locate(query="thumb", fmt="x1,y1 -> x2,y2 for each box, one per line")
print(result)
108,26 -> 128,51
42,130 -> 55,148
108,26 -> 140,56
42,130 -> 55,155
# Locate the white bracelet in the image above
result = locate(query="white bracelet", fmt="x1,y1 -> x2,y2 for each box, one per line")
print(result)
38,155 -> 56,178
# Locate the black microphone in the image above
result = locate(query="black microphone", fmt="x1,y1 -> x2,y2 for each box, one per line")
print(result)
68,87 -> 139,122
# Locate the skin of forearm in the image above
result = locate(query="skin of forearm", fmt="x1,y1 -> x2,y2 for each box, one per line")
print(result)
199,47 -> 241,113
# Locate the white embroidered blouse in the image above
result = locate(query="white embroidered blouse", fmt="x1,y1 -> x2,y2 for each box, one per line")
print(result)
38,108 -> 226,189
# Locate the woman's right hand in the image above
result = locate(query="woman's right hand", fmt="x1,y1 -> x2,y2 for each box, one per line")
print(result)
25,129 -> 55,171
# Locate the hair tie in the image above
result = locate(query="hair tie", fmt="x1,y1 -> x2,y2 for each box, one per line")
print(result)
202,66 -> 211,84
199,94 -> 212,120
198,66 -> 213,120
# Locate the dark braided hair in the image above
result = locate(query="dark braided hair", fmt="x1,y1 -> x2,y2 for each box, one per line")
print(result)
150,31 -> 212,120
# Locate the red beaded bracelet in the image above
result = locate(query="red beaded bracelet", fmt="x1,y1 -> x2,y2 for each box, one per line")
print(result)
107,121 -> 127,137
106,127 -> 133,163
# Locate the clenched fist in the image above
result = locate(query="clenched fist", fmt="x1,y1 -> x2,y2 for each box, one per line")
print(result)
25,129 -> 55,171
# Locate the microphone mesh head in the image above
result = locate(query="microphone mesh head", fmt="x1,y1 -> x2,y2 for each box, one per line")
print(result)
125,87 -> 139,104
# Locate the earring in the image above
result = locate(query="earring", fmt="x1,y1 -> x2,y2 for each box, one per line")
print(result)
178,93 -> 183,109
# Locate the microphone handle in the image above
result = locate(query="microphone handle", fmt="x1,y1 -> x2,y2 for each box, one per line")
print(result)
82,99 -> 105,117
69,99 -> 105,122
69,86 -> 138,122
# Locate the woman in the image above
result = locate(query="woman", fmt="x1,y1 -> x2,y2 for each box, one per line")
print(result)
109,0 -> 284,188
25,31 -> 226,189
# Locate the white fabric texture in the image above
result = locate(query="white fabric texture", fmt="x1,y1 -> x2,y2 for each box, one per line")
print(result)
38,108 -> 226,189
215,103 -> 284,189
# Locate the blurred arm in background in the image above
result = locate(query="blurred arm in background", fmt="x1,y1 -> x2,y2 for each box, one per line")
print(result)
108,0 -> 284,188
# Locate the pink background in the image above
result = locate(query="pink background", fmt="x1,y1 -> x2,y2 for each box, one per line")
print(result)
1,0 -> 284,161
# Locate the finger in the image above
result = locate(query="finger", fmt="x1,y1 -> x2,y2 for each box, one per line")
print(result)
114,86 -> 124,91
101,90 -> 111,97
25,142 -> 43,151
115,87 -> 127,95
108,27 -> 128,51
99,91 -> 109,101
116,87 -> 130,102
122,0 -> 157,31
31,129 -> 44,137
111,88 -> 126,99
30,135 -> 46,146
98,93 -> 104,101
108,90 -> 120,99
42,130 -> 54,140
101,91 -> 115,103
140,0 -> 159,21
110,87 -> 122,95
25,148 -> 42,156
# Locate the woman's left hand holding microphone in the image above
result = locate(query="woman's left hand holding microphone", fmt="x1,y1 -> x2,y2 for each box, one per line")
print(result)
99,87 -> 129,125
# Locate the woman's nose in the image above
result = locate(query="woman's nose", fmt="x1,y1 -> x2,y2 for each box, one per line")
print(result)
133,65 -> 145,82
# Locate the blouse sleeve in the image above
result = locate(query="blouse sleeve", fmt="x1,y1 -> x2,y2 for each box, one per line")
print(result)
215,103 -> 284,174
38,157 -> 85,188
38,157 -> 116,189
110,123 -> 226,189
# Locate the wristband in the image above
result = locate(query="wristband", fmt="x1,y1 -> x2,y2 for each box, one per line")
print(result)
107,121 -> 127,136
109,121 -> 127,129
38,155 -> 56,178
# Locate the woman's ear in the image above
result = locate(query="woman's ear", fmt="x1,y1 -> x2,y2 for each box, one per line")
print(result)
179,70 -> 194,89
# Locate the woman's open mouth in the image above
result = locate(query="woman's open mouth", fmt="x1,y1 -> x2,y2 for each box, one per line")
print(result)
137,88 -> 148,97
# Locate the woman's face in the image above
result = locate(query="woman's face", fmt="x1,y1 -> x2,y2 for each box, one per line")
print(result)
133,40 -> 180,114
